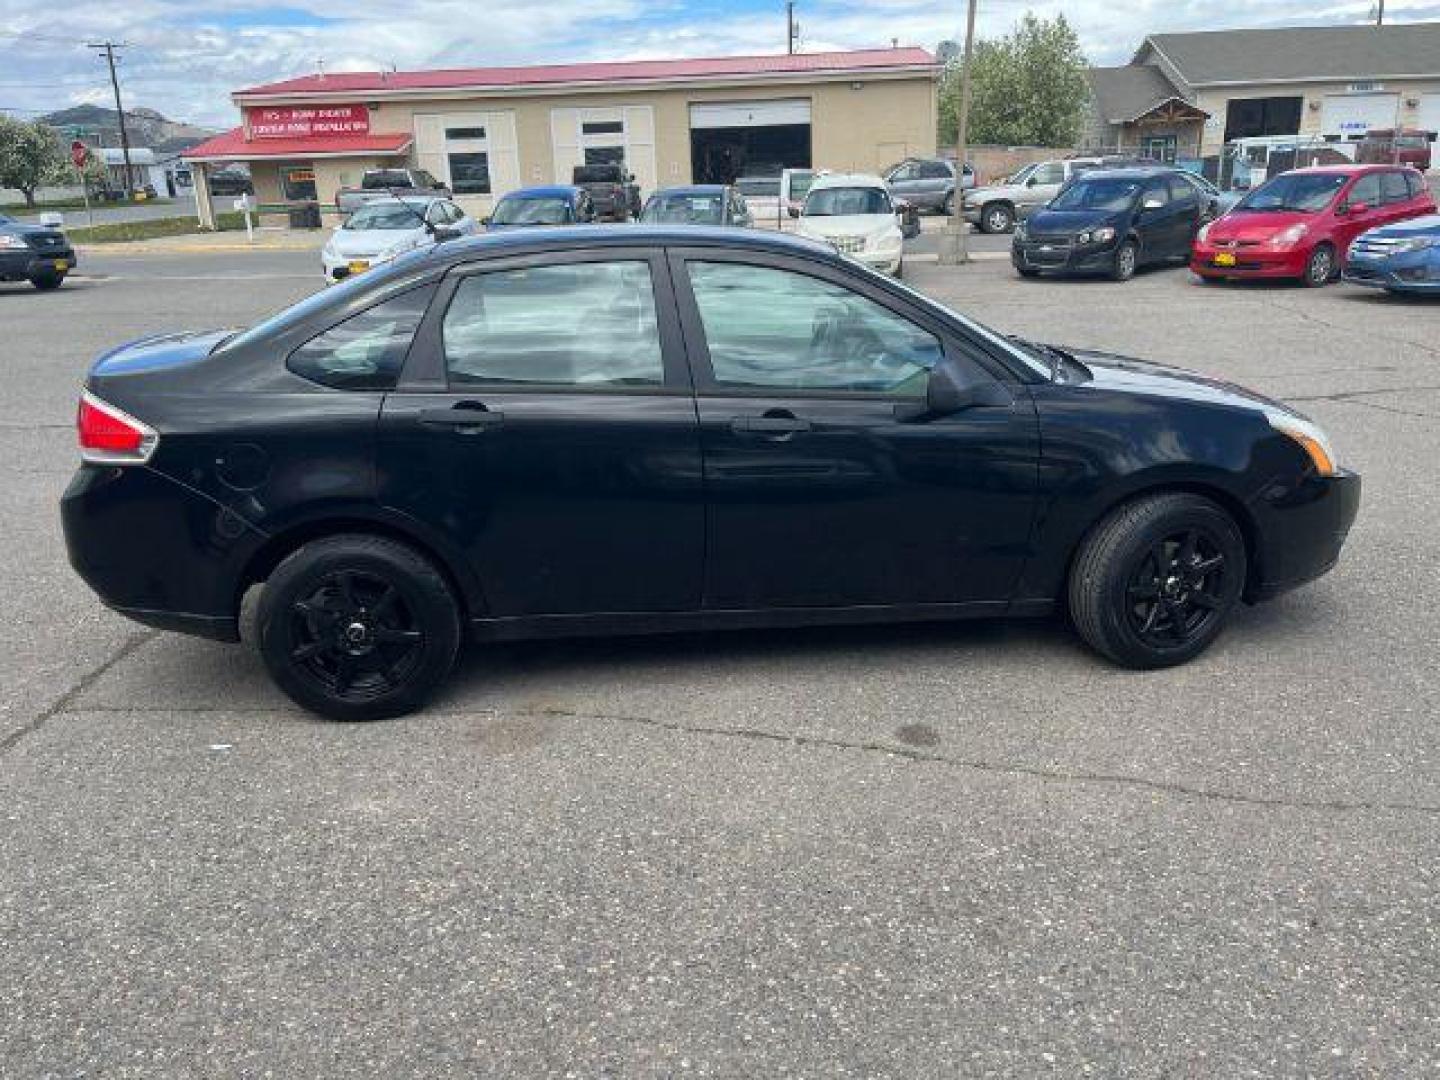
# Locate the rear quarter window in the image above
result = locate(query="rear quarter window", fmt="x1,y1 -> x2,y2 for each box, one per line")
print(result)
287,285 -> 436,390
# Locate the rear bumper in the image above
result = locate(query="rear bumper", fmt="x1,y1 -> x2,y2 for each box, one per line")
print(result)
61,464 -> 258,642
0,247 -> 76,280
1248,468 -> 1361,602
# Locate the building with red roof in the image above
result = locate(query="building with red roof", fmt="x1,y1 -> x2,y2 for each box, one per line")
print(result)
184,47 -> 937,226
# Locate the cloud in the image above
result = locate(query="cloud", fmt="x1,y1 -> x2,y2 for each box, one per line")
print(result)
0,0 -> 1419,127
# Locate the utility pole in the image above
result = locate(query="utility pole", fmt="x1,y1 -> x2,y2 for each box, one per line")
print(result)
1376,0 -> 1385,25
88,41 -> 134,198
786,2 -> 799,54
939,0 -> 978,265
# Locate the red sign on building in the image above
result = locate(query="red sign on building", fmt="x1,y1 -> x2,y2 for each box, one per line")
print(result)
248,105 -> 370,140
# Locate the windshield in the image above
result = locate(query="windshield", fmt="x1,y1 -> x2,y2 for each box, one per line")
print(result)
362,170 -> 413,189
804,186 -> 891,216
492,196 -> 572,225
641,194 -> 724,225
1049,176 -> 1143,212
1236,173 -> 1346,213
1006,163 -> 1038,186
344,202 -> 427,230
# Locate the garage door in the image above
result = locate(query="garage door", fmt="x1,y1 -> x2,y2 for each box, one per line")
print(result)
1320,92 -> 1400,140
1419,93 -> 1440,136
689,100 -> 811,129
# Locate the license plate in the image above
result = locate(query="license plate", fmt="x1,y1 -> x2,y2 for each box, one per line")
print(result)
53,260 -> 68,272
1213,252 -> 1236,267
347,260 -> 369,275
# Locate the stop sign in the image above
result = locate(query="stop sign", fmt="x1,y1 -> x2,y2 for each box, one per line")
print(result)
70,140 -> 88,168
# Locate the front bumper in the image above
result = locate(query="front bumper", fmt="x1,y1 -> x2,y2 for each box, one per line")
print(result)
1342,251 -> 1440,292
1011,236 -> 1118,274
1248,468 -> 1362,602
0,246 -> 76,281
1190,243 -> 1308,279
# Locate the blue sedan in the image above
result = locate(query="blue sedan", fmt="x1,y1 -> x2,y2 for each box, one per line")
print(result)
1343,214 -> 1440,295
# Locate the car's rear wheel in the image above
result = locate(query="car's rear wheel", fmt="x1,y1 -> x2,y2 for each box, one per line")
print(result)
29,272 -> 64,290
981,203 -> 1014,234
257,535 -> 461,721
1302,243 -> 1336,287
1069,492 -> 1246,669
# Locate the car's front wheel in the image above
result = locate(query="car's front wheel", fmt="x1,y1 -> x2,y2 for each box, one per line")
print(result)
1302,243 -> 1336,287
981,203 -> 1014,234
257,535 -> 462,721
1110,240 -> 1139,282
1068,492 -> 1246,669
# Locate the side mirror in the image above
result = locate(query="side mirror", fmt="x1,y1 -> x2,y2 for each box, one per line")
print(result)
895,364 -> 1012,422
479,215 -> 491,226
1342,200 -> 1368,215
432,226 -> 461,243
787,205 -> 801,218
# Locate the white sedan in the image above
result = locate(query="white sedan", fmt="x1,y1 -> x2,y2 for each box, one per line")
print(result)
791,173 -> 905,276
321,197 -> 478,283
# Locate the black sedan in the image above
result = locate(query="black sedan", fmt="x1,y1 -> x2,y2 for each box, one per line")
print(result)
0,213 -> 76,290
62,227 -> 1359,720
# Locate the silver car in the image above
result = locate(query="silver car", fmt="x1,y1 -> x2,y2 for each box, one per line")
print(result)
962,157 -> 1104,234
882,158 -> 975,216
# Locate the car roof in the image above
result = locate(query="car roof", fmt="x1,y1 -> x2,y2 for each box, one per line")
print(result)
810,172 -> 887,190
1071,166 -> 1182,180
423,224 -> 832,266
501,185 -> 582,199
1287,163 -> 1403,175
650,185 -> 728,197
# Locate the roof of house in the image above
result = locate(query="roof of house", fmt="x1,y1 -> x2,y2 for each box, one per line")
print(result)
1141,22 -> 1440,85
234,47 -> 936,99
1086,65 -> 1191,123
183,128 -> 412,161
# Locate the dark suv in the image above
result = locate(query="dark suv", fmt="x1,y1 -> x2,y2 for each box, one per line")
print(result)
1013,167 -> 1208,281
0,214 -> 76,290
571,164 -> 641,221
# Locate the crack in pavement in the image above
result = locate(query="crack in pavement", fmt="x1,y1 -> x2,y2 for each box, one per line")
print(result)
0,630 -> 158,756
1260,296 -> 1440,361
1284,383 -> 1440,420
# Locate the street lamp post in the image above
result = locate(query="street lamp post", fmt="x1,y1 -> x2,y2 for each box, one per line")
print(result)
939,0 -> 979,265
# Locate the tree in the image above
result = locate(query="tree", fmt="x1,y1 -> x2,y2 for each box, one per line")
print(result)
938,13 -> 1089,149
0,115 -> 68,206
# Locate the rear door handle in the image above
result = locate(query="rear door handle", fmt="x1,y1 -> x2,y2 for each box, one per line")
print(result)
730,415 -> 812,435
418,405 -> 505,432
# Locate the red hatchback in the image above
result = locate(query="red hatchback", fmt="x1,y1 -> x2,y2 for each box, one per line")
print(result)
1191,164 -> 1435,286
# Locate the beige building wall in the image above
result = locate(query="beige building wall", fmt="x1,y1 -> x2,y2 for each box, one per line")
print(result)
245,74 -> 935,213
1192,80 -> 1440,156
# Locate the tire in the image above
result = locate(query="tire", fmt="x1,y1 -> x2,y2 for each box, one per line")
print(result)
257,534 -> 462,721
981,203 -> 1014,234
29,272 -> 64,290
1069,493 -> 1247,669
1302,243 -> 1336,288
1110,240 -> 1139,282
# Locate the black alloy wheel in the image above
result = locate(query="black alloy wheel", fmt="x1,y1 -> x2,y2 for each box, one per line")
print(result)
1069,492 -> 1246,668
258,535 -> 461,721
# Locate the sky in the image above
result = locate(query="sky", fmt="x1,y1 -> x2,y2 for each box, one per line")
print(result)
2,0 -> 1439,130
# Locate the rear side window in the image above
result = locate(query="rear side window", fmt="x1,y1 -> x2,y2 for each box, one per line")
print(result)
1380,170 -> 1410,204
287,286 -> 434,390
1406,171 -> 1426,199
442,261 -> 664,389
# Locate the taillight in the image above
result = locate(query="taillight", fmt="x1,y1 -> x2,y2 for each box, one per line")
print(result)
77,390 -> 158,464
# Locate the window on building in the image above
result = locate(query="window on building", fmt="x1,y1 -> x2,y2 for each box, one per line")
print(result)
442,262 -> 663,389
288,286 -> 435,391
581,120 -> 624,135
282,167 -> 317,201
448,152 -> 490,194
445,127 -> 486,140
583,146 -> 625,167
1223,97 -> 1303,141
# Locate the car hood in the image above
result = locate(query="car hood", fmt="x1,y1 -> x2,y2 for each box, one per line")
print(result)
1064,347 -> 1292,414
325,226 -> 425,258
89,329 -> 235,378
796,214 -> 900,240
1207,209 -> 1311,241
1358,212 -> 1440,239
1025,208 -> 1121,234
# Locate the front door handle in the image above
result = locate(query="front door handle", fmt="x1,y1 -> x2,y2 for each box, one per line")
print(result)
418,404 -> 504,432
730,413 -> 812,436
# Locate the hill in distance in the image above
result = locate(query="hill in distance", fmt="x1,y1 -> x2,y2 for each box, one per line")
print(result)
38,104 -> 218,155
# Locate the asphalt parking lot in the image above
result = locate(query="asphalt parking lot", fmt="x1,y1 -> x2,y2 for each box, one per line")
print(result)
3,236 -> 1439,1075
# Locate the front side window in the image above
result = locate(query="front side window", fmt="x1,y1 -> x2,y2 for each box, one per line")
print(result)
1380,170 -> 1409,204
442,262 -> 663,389
687,262 -> 942,394
448,152 -> 490,194
803,186 -> 892,217
888,163 -> 920,182
1030,163 -> 1065,185
288,286 -> 434,391
1347,174 -> 1383,208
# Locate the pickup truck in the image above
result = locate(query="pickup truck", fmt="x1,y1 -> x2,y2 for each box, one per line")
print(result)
335,168 -> 449,214
571,164 -> 640,221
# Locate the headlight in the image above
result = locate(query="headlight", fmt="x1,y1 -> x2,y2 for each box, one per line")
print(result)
1076,226 -> 1116,245
0,234 -> 28,250
1271,223 -> 1308,248
1266,410 -> 1337,477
